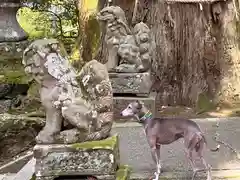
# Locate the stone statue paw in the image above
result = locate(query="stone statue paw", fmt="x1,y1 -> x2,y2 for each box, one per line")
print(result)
114,64 -> 139,73
137,64 -> 145,72
36,130 -> 55,144
114,66 -> 124,72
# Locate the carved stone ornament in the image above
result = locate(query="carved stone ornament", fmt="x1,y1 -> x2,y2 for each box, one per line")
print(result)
22,39 -> 113,144
97,6 -> 155,73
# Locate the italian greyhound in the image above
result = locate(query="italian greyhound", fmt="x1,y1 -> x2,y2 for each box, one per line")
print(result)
120,100 -> 220,180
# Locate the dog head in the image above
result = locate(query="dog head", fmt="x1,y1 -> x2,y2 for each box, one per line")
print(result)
120,100 -> 144,119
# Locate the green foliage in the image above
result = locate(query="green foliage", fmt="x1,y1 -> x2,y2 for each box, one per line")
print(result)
20,0 -> 79,39
17,7 -> 53,39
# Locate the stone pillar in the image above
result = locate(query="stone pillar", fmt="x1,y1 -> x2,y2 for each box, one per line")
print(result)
0,0 -> 30,113
0,0 -> 28,42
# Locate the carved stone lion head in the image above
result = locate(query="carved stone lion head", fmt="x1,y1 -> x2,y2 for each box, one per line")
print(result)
22,39 -> 78,86
97,6 -> 128,24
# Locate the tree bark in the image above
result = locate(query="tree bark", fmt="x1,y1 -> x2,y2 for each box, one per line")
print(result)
148,0 -> 240,107
210,1 -> 240,106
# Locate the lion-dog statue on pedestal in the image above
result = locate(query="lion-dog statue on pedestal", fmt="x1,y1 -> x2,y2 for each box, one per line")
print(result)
22,39 -> 113,144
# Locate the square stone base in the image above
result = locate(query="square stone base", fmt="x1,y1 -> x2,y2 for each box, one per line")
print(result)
33,135 -> 120,180
113,92 -> 157,121
109,72 -> 152,96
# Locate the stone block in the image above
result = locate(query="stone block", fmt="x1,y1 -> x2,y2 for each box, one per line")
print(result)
33,135 -> 120,180
113,92 -> 157,121
0,41 -> 29,60
109,72 -> 152,96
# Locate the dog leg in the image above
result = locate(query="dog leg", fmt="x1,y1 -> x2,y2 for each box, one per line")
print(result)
151,147 -> 160,180
149,137 -> 160,180
200,157 -> 212,180
185,148 -> 198,180
197,144 -> 212,180
156,145 -> 162,174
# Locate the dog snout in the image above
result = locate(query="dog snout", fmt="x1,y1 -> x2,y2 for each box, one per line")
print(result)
120,112 -> 123,116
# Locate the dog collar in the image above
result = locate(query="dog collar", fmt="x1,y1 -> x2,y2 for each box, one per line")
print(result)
140,111 -> 153,121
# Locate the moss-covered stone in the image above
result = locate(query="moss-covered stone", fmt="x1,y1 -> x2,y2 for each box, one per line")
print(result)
196,93 -> 216,114
0,41 -> 30,84
0,70 -> 30,84
27,81 -> 40,100
0,113 -> 44,166
116,165 -> 131,180
30,174 -> 36,180
0,56 -> 30,84
0,41 -> 29,60
71,135 -> 118,150
34,135 -> 120,179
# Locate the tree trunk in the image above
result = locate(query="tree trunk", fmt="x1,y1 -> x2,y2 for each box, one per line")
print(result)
211,1 -> 240,106
148,0 -> 240,107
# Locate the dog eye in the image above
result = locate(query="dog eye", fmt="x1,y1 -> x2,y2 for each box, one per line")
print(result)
128,106 -> 131,109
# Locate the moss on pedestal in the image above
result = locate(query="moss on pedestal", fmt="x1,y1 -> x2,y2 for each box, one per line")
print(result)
71,135 -> 118,150
0,58 -> 30,84
0,41 -> 30,84
116,165 -> 131,180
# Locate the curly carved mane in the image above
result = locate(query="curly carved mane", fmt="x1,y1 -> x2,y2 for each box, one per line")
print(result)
22,39 -> 78,88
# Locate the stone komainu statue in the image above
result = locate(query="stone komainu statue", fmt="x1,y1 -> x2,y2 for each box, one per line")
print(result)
22,39 -> 113,144
97,6 -> 156,73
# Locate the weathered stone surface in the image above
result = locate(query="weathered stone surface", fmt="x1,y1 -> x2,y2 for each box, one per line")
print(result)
113,92 -> 157,121
33,135 -> 120,179
97,6 -> 155,73
0,113 -> 44,166
109,72 -> 153,95
22,39 -> 114,144
0,1 -> 28,42
0,41 -> 31,86
0,41 -> 29,60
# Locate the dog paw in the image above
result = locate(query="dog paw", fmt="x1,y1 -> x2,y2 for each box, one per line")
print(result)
152,172 -> 159,180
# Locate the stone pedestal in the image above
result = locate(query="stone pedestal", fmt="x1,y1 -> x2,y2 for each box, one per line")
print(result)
33,135 -> 122,180
109,72 -> 153,96
109,71 -> 157,121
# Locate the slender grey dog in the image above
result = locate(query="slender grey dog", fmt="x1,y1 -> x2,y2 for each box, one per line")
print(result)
120,100 -> 220,180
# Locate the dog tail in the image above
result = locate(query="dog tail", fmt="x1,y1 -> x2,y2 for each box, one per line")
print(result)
201,134 -> 220,152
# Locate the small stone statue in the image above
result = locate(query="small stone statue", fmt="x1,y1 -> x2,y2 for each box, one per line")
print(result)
97,6 -> 155,73
22,39 -> 113,144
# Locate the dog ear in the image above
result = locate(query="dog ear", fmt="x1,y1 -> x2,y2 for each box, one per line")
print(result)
136,100 -> 143,109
